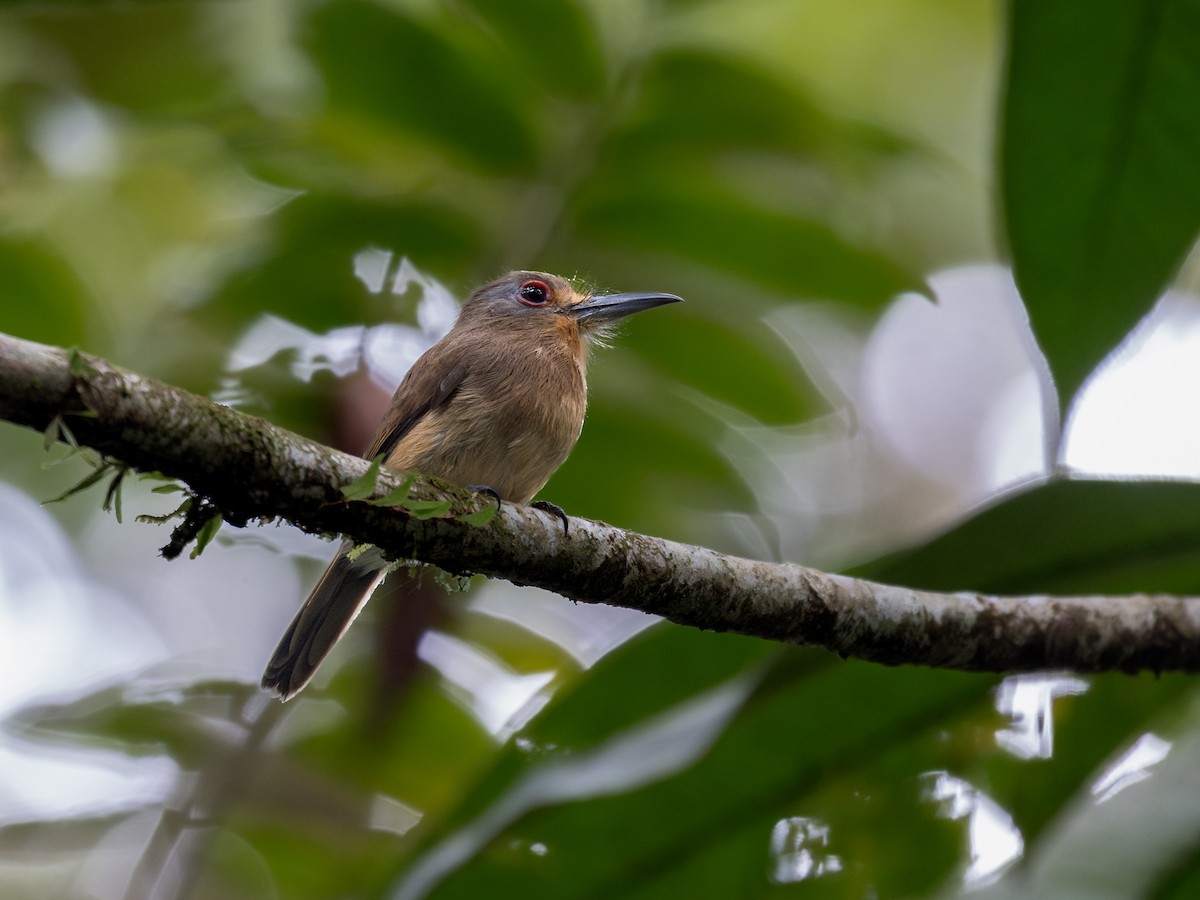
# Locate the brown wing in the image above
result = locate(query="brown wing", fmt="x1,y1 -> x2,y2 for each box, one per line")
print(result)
363,350 -> 469,462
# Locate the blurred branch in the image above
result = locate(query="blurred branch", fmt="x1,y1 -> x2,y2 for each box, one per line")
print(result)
2,331 -> 1199,675
124,696 -> 285,900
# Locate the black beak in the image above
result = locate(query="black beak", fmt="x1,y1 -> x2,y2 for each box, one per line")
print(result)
571,291 -> 683,324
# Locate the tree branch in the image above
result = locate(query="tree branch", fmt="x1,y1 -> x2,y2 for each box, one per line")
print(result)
2,331 -> 1198,674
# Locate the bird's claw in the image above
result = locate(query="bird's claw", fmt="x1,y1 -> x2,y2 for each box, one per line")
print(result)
532,500 -> 570,533
467,485 -> 503,512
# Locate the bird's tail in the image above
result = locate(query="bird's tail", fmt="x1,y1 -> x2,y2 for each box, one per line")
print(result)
261,542 -> 387,701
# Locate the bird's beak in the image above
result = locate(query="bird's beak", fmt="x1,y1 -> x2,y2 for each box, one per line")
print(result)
571,291 -> 684,323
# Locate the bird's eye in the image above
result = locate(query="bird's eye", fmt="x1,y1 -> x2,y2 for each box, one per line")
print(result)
517,280 -> 551,307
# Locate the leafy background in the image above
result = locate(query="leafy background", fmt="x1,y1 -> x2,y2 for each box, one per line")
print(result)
1,0 -> 1200,898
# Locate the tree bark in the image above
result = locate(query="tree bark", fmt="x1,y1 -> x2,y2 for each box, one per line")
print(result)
2,331 -> 1198,674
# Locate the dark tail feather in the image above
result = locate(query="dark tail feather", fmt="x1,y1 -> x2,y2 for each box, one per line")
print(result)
261,543 -> 386,701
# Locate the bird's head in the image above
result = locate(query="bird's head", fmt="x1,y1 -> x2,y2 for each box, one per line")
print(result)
462,271 -> 682,342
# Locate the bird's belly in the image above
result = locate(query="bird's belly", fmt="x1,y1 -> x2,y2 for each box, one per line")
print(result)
394,394 -> 583,504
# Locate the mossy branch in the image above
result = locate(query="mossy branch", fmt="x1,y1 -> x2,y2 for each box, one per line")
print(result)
2,331 -> 1199,674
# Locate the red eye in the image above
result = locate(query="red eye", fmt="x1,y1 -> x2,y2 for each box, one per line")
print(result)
517,280 -> 551,306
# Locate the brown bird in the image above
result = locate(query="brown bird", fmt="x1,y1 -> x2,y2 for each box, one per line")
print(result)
262,271 -> 682,700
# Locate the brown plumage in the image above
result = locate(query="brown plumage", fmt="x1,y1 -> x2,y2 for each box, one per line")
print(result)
262,271 -> 681,700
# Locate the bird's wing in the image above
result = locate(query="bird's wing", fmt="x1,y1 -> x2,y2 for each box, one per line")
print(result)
363,350 -> 469,462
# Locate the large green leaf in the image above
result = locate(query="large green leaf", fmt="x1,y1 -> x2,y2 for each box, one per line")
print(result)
609,49 -> 913,166
618,309 -> 815,427
859,479 -> 1200,595
19,4 -> 234,114
457,0 -> 605,101
572,174 -> 920,305
1002,0 -> 1200,408
0,238 -> 92,348
962,690 -> 1200,900
386,631 -> 993,899
305,0 -> 539,174
976,671 -> 1196,867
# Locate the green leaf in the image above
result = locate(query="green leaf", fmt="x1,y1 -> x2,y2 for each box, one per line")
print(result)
858,479 -> 1200,595
978,671 -> 1194,860
1002,0 -> 1200,407
546,399 -> 750,540
42,416 -> 62,452
305,0 -> 538,173
44,463 -> 111,506
103,468 -> 125,523
0,238 -> 91,347
611,49 -> 913,166
458,503 -> 497,527
66,347 -> 93,379
458,0 -> 605,101
18,4 -> 234,115
341,456 -> 383,501
391,632 -> 992,899
573,174 -> 920,305
202,195 -> 480,335
369,472 -> 417,507
401,498 -> 454,519
617,310 -> 815,426
965,687 -> 1200,900
150,483 -> 185,495
189,514 -> 222,559
396,628 -> 773,856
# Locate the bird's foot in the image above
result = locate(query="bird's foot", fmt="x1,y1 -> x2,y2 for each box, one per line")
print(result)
467,485 -> 503,512
532,500 -> 570,533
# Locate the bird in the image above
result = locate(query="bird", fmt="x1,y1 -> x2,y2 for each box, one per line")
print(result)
261,271 -> 682,701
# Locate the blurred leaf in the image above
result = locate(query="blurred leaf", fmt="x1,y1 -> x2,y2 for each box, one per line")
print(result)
305,0 -> 539,174
572,175 -> 919,304
390,631 -> 992,899
619,310 -> 815,426
390,627 -> 773,869
858,479 -> 1200,595
186,828 -> 279,900
613,49 -> 913,165
13,689 -> 244,770
238,822 -> 402,900
524,626 -> 772,751
982,671 -> 1195,852
20,4 -> 234,114
966,693 -> 1200,900
1002,0 -> 1200,407
458,0 -> 605,101
548,399 -> 748,537
205,194 -> 481,334
545,299 -> 812,536
0,239 -> 92,347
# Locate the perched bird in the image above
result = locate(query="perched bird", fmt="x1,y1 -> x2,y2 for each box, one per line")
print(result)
262,271 -> 682,700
